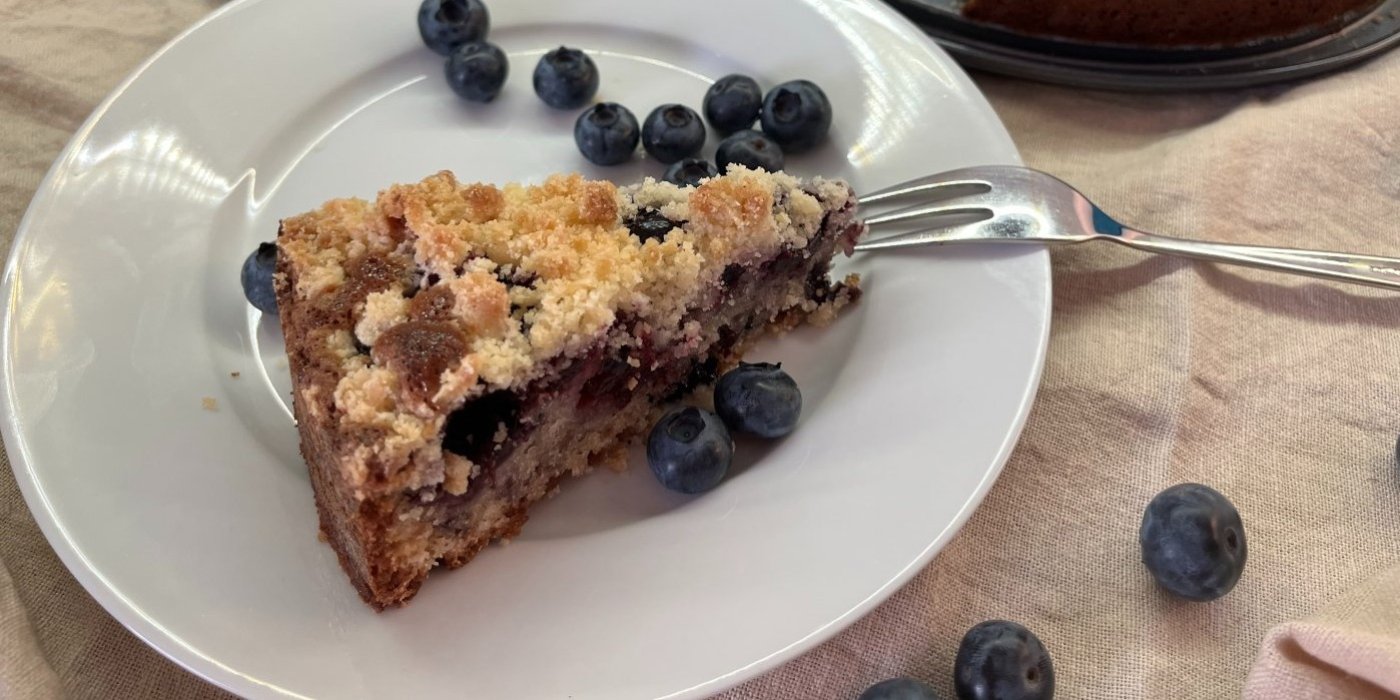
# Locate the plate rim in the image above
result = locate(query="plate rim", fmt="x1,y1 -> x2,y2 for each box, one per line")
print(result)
0,0 -> 1051,697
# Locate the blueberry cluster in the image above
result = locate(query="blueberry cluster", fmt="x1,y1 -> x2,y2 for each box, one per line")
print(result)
417,0 -> 832,180
576,74 -> 832,184
646,363 -> 802,495
419,0 -> 507,103
420,0 -> 601,109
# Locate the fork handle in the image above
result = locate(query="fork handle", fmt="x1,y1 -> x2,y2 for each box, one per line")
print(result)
1112,229 -> 1400,291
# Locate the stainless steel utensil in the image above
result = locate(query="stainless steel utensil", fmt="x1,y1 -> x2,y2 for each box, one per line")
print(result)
857,165 -> 1400,291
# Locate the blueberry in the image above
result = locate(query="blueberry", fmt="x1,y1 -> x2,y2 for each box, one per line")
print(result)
703,74 -> 763,135
574,103 -> 639,166
444,42 -> 508,102
417,0 -> 490,56
241,242 -> 278,315
1139,483 -> 1247,602
954,621 -> 1054,700
715,130 -> 784,174
714,362 -> 801,438
533,46 -> 600,109
642,104 -> 706,164
663,157 -> 718,188
760,79 -> 832,153
626,209 -> 681,243
860,677 -> 942,700
647,407 -> 733,494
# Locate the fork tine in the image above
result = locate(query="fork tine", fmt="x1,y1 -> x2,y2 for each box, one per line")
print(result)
865,202 -> 994,228
858,175 -> 993,207
854,221 -> 990,252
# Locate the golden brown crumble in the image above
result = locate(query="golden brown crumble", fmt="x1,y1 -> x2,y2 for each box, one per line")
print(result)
278,167 -> 857,500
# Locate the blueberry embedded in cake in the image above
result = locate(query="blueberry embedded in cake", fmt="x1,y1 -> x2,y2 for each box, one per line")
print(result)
273,166 -> 865,609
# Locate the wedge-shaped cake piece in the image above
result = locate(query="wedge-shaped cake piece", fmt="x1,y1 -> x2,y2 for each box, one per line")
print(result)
274,167 -> 865,609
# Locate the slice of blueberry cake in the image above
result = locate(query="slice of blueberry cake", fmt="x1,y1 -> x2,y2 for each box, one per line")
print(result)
274,166 -> 864,609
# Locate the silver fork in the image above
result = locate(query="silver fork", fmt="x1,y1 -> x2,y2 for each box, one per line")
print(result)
856,165 -> 1400,291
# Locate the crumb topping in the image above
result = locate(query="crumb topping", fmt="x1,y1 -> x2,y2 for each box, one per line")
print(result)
280,166 -> 857,498
442,453 -> 473,496
279,198 -> 404,298
356,291 -> 410,346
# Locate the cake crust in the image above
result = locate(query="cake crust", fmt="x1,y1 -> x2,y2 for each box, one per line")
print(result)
275,167 -> 864,609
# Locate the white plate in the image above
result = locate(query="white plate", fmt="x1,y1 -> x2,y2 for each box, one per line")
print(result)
1,1 -> 1049,698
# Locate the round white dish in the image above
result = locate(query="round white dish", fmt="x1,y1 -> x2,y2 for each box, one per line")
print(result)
1,0 -> 1049,698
